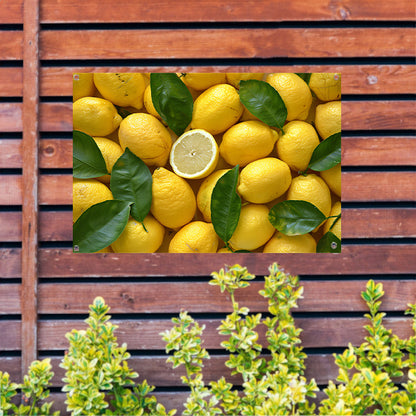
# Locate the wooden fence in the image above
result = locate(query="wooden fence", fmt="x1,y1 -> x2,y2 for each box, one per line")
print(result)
0,0 -> 415,413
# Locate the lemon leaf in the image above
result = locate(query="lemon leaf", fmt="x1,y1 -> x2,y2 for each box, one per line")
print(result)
295,73 -> 312,84
150,73 -> 193,136
268,200 -> 326,236
317,231 -> 341,253
239,80 -> 287,130
308,132 -> 341,171
211,165 -> 241,244
73,200 -> 131,253
110,148 -> 153,224
73,130 -> 108,179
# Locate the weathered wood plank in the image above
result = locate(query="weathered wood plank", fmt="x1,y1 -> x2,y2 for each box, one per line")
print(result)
0,321 -> 20,350
37,280 -> 416,314
0,103 -> 23,132
39,0 -> 415,23
0,284 -> 21,314
39,28 -> 416,60
0,31 -> 23,60
0,0 -> 23,24
37,65 -> 416,96
1,172 -> 414,206
0,68 -> 23,97
36,317 -> 413,351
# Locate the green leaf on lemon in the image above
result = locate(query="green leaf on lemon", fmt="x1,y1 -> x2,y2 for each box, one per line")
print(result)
110,148 -> 152,225
73,130 -> 108,179
308,131 -> 341,171
295,73 -> 312,84
239,79 -> 287,130
317,231 -> 341,253
211,165 -> 241,244
73,200 -> 131,253
268,200 -> 326,236
150,73 -> 193,136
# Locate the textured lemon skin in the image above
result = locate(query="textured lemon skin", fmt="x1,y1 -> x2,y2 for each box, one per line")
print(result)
287,174 -> 332,219
93,73 -> 146,109
323,201 -> 341,240
229,204 -> 275,251
278,121 -> 320,172
169,129 -> 219,180
168,221 -> 218,253
182,73 -> 227,91
196,169 -> 230,222
309,73 -> 341,101
191,84 -> 243,135
266,73 -> 312,121
320,163 -> 341,197
111,215 -> 165,253
118,113 -> 172,167
263,232 -> 317,253
93,137 -> 123,184
73,73 -> 96,102
315,101 -> 341,140
151,167 -> 196,229
238,157 -> 292,204
73,178 -> 113,222
143,84 -> 161,119
219,120 -> 278,167
73,97 -> 122,137
226,73 -> 264,89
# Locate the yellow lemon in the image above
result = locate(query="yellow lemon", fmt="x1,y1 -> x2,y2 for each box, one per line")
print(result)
191,84 -> 243,135
315,101 -> 341,140
92,137 -> 124,184
238,157 -> 292,204
320,163 -> 341,197
73,73 -> 96,102
219,120 -> 278,166
266,73 -> 312,121
93,73 -> 146,110
217,247 -> 233,253
168,221 -> 218,253
151,167 -> 196,229
169,129 -> 219,179
287,174 -> 332,219
73,178 -> 113,222
323,201 -> 341,240
143,84 -> 161,119
240,105 -> 260,122
263,232 -> 316,253
111,215 -> 165,253
94,245 -> 113,253
309,73 -> 341,102
118,113 -> 172,167
182,73 -> 227,91
277,121 -> 320,172
73,97 -> 122,137
226,73 -> 264,89
229,204 -> 275,251
196,169 -> 230,222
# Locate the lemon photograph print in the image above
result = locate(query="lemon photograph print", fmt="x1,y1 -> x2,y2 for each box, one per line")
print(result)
72,72 -> 341,253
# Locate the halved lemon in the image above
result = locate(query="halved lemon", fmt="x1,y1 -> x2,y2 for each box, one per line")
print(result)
169,129 -> 219,179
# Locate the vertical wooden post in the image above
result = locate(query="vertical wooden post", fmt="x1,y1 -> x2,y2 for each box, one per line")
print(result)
21,0 -> 40,375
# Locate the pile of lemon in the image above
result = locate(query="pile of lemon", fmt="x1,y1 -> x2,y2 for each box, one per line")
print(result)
73,72 -> 341,253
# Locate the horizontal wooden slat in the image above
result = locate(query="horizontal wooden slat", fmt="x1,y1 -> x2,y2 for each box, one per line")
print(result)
0,68 -> 23,97
0,31 -> 23,60
1,100 -> 415,133
0,284 -> 21,314
0,0 -> 23,24
36,317 -> 413,351
36,65 -> 416,96
2,137 -> 414,169
1,208 -> 414,243
39,0 -> 415,23
37,280 -> 416,314
342,137 -> 416,166
0,321 -> 20,350
39,28 -> 415,60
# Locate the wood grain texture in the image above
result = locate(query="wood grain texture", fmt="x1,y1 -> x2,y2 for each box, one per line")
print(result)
34,65 -> 416,96
0,284 -> 21,314
0,31 -> 23,60
39,28 -> 416,60
38,0 -> 415,23
1,137 -> 414,169
0,68 -> 23,97
37,280 -> 416,314
0,321 -> 20,350
36,317 -> 413,351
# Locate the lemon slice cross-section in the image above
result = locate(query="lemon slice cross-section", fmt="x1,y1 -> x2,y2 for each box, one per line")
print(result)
169,129 -> 219,179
